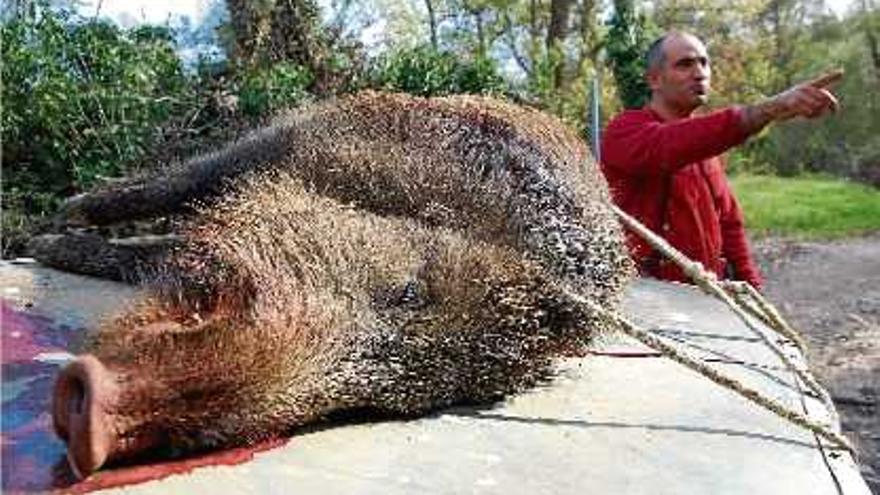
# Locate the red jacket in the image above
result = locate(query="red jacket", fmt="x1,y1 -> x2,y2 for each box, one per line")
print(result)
600,106 -> 763,288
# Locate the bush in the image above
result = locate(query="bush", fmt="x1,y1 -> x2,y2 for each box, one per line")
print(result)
728,15 -> 880,186
372,45 -> 507,97
2,9 -> 192,197
236,62 -> 314,117
0,6 -> 212,257
606,0 -> 656,109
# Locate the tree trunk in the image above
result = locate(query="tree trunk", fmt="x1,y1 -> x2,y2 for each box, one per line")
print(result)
268,0 -> 323,65
503,11 -> 532,75
475,9 -> 486,56
862,0 -> 880,82
547,0 -> 575,51
547,0 -> 575,89
578,0 -> 602,71
225,0 -> 332,92
225,0 -> 274,65
425,0 -> 438,49
5,0 -> 36,21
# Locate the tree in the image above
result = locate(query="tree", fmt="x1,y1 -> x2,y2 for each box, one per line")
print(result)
859,0 -> 880,82
756,0 -> 822,90
425,0 -> 439,48
1,7 -> 204,256
223,0 -> 365,95
547,0 -> 576,89
225,0 -> 325,67
650,0 -> 776,105
606,0 -> 655,109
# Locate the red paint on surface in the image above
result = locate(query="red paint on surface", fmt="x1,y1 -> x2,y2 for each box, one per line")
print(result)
62,438 -> 290,494
1,304 -> 58,362
1,303 -> 291,494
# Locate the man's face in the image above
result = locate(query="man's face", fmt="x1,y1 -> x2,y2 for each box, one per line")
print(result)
648,34 -> 712,114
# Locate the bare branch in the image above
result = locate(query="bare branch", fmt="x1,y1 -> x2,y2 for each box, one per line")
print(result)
503,11 -> 532,75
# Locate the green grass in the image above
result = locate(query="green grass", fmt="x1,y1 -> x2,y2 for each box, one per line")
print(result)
730,174 -> 880,239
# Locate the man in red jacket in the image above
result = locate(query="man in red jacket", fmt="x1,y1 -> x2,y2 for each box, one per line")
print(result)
600,31 -> 841,289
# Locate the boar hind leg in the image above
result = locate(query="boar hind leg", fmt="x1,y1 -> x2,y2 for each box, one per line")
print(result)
27,232 -> 178,283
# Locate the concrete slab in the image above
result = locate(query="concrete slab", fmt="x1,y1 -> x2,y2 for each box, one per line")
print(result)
0,263 -> 871,494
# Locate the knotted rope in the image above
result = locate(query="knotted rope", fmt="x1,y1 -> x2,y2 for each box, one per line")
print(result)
580,203 -> 852,452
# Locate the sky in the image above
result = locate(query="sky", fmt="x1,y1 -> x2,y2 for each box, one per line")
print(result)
79,0 -> 207,25
79,0 -> 860,27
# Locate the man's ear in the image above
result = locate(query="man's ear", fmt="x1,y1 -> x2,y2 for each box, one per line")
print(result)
645,69 -> 661,92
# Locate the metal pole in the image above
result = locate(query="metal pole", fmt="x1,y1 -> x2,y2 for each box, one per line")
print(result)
591,77 -> 601,163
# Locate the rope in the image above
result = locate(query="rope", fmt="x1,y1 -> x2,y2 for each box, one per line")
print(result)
721,280 -> 809,354
718,279 -> 840,428
597,204 -> 850,451
562,287 -> 854,452
609,204 -> 839,418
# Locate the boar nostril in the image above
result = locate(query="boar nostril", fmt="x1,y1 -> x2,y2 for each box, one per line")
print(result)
54,355 -> 120,479
68,377 -> 85,415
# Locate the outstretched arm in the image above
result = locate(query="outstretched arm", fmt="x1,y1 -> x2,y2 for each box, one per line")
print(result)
740,70 -> 843,135
601,107 -> 751,177
602,70 -> 843,179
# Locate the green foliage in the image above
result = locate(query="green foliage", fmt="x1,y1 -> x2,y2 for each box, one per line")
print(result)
237,62 -> 314,117
526,48 -> 565,104
4,0 -> 878,260
606,0 -> 656,109
0,6 -> 211,257
372,44 -> 507,97
731,174 -> 880,239
730,11 -> 880,182
2,7 -> 191,197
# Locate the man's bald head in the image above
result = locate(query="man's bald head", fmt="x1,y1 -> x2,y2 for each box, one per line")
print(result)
645,32 -> 706,72
644,32 -> 712,117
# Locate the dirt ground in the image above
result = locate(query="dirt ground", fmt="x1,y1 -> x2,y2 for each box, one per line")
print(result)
753,233 -> 880,492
